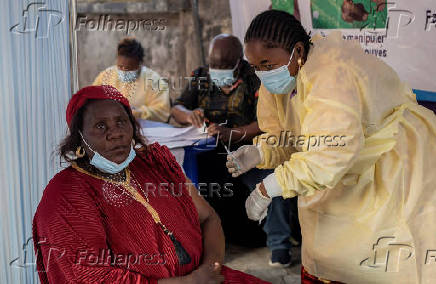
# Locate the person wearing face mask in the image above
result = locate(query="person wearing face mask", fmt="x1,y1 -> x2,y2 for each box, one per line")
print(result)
171,34 -> 260,141
32,85 -> 271,284
171,34 -> 299,253
93,37 -> 170,122
226,10 -> 436,283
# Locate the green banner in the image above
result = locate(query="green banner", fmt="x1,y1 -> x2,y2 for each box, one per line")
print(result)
311,0 -> 387,29
272,0 -> 294,15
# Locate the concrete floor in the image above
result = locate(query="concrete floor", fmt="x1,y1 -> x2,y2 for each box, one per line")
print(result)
224,244 -> 301,284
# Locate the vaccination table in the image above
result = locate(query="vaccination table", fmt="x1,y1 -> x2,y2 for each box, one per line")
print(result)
139,119 -> 215,185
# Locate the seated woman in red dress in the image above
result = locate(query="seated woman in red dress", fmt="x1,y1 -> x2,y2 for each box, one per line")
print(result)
33,85 -> 270,284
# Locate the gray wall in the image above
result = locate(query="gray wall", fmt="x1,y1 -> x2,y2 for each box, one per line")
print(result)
76,0 -> 232,100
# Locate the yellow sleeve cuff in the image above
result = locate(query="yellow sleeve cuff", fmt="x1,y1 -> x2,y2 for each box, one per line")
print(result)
274,165 -> 298,199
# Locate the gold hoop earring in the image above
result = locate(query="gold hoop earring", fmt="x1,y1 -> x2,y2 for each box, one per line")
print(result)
76,146 -> 85,158
298,58 -> 303,69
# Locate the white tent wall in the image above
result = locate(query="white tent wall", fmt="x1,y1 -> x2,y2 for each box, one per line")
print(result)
229,0 -> 271,48
0,0 -> 71,283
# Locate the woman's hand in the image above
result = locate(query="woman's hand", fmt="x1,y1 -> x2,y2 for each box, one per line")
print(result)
187,108 -> 205,128
189,263 -> 224,284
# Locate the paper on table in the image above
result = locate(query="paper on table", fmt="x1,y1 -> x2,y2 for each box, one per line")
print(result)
142,125 -> 209,149
143,125 -> 207,138
139,120 -> 173,129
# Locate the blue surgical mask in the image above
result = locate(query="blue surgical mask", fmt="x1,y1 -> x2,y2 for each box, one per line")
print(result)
117,68 -> 140,83
209,59 -> 239,87
255,48 -> 296,94
79,132 -> 136,174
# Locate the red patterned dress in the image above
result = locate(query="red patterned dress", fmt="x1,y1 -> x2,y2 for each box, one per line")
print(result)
33,143 -> 269,283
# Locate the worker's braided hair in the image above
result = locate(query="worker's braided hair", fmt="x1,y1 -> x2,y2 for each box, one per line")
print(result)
244,10 -> 311,55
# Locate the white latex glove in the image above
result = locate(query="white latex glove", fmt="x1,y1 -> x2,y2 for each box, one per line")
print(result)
226,145 -> 263,177
263,173 -> 283,198
245,184 -> 272,221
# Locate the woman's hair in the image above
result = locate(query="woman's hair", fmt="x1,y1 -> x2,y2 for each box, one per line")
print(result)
117,37 -> 144,63
244,10 -> 311,55
58,100 -> 147,163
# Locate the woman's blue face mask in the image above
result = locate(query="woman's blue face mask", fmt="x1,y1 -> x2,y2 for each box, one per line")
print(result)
79,131 -> 136,174
255,48 -> 296,95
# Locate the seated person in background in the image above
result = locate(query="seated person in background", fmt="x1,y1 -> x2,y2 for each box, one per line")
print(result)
33,85 -> 270,284
93,37 -> 170,122
171,35 -> 298,265
171,34 -> 260,142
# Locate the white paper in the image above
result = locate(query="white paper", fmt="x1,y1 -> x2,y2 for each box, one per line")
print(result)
143,125 -> 206,138
142,125 -> 209,149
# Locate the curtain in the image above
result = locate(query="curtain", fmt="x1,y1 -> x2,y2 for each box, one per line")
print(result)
229,0 -> 271,45
0,0 -> 71,283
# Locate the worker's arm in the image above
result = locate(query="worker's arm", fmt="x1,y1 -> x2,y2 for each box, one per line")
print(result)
263,64 -> 364,198
254,85 -> 296,169
136,69 -> 171,122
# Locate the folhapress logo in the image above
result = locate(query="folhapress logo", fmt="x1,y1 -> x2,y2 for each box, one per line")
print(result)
360,236 -> 414,272
10,2 -> 64,39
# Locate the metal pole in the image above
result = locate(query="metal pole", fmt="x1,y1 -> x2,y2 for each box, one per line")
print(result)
191,0 -> 205,66
69,0 -> 79,93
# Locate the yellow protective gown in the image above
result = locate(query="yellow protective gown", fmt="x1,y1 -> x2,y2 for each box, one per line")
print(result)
254,32 -> 436,283
93,66 -> 170,122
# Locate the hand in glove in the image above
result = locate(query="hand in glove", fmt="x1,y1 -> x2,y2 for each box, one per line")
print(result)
245,183 -> 272,221
226,145 -> 262,177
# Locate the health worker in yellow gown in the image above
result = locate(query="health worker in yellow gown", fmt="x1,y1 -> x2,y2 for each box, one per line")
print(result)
226,10 -> 436,284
